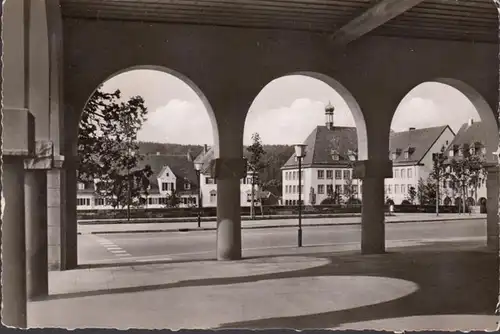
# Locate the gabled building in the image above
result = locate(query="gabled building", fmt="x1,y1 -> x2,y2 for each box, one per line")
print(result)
193,145 -> 260,207
441,119 -> 488,207
387,125 -> 455,204
76,153 -> 200,210
281,102 -> 360,206
281,103 -> 456,206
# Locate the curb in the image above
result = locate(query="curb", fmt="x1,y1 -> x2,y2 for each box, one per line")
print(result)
81,216 -> 485,235
77,213 -> 362,225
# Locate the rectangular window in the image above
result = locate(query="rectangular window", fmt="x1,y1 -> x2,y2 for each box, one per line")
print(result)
326,184 -> 333,195
407,168 -> 412,178
293,185 -> 297,193
317,170 -> 324,179
293,171 -> 297,180
77,183 -> 85,190
395,185 -> 399,194
343,170 -> 350,179
354,185 -> 359,194
206,178 -> 214,184
335,170 -> 342,180
401,170 -> 405,179
162,182 -> 168,191
401,185 -> 405,194
148,198 -> 152,205
394,169 -> 399,178
326,170 -> 333,179
318,185 -> 325,194
335,185 -> 342,194
387,185 -> 392,194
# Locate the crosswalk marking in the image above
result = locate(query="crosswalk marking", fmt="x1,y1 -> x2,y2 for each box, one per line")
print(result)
94,236 -> 132,258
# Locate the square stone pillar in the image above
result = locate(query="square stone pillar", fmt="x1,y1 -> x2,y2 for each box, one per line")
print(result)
353,159 -> 393,254
486,165 -> 499,252
2,108 -> 35,328
24,141 -> 53,299
212,157 -> 247,260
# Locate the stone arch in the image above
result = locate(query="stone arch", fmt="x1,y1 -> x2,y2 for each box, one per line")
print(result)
391,78 -> 499,164
244,72 -> 368,161
75,65 -> 219,150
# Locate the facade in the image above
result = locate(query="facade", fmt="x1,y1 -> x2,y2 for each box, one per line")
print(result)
386,125 -> 455,204
193,146 -> 260,208
282,103 -> 361,206
282,105 -> 456,206
441,120 -> 488,207
76,153 -> 200,210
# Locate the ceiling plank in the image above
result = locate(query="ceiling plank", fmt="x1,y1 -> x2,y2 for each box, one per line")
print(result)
331,0 -> 426,45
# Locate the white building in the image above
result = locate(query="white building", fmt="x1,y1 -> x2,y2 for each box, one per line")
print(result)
386,125 -> 455,204
281,103 -> 458,206
441,119 -> 488,208
192,146 -> 260,208
77,153 -> 200,210
281,103 -> 361,206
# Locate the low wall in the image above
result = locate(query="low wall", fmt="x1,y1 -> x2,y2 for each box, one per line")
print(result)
77,204 -> 464,220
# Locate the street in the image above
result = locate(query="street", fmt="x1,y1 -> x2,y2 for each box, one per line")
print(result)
78,218 -> 487,264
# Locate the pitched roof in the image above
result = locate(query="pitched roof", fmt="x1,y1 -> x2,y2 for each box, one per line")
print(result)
443,121 -> 486,161
445,122 -> 485,150
282,125 -> 452,169
282,126 -> 358,168
389,125 -> 450,165
194,146 -> 215,175
138,154 -> 199,189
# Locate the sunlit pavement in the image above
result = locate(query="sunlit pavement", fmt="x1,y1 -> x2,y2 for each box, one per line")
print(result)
77,219 -> 488,265
28,240 -> 498,330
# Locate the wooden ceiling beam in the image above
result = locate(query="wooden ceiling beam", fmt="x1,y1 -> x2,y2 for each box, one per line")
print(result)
331,0 -> 426,45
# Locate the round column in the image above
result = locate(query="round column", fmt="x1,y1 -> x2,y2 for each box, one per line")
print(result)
361,176 -> 386,254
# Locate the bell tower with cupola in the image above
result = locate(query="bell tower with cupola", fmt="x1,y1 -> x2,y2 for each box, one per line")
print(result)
325,101 -> 334,130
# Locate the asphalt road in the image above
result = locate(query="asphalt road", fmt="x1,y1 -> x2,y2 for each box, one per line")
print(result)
78,219 -> 487,265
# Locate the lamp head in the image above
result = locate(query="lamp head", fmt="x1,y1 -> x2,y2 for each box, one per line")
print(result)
294,144 -> 307,158
194,162 -> 203,171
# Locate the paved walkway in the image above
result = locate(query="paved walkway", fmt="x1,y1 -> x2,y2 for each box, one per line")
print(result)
28,240 -> 498,330
78,213 -> 486,234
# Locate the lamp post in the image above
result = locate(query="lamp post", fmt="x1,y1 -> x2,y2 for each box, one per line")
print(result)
127,150 -> 135,223
433,152 -> 443,216
194,162 -> 203,228
295,144 -> 307,247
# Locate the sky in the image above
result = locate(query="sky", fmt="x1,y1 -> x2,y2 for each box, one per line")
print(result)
101,70 -> 480,146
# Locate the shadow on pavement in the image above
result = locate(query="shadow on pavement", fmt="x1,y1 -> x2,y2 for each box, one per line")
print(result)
216,245 -> 498,329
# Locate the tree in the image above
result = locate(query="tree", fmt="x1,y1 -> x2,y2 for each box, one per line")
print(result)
78,88 -> 153,209
343,176 -> 357,203
166,190 -> 181,208
246,133 -> 267,219
407,186 -> 417,204
417,177 -> 437,205
443,151 -> 486,214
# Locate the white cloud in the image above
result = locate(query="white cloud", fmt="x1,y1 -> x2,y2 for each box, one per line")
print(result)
138,99 -> 214,145
244,98 -> 355,145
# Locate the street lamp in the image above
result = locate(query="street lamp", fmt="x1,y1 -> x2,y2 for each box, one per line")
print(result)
194,161 -> 203,228
295,144 -> 307,247
127,150 -> 136,223
432,152 -> 444,216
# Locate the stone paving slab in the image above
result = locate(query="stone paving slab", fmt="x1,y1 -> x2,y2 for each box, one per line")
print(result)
28,240 -> 498,330
78,213 -> 486,235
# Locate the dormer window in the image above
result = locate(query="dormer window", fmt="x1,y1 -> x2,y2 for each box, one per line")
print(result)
184,183 -> 191,190
404,151 -> 409,160
481,147 -> 487,155
448,150 -> 454,158
469,146 -> 476,156
331,149 -> 339,161
391,152 -> 397,161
